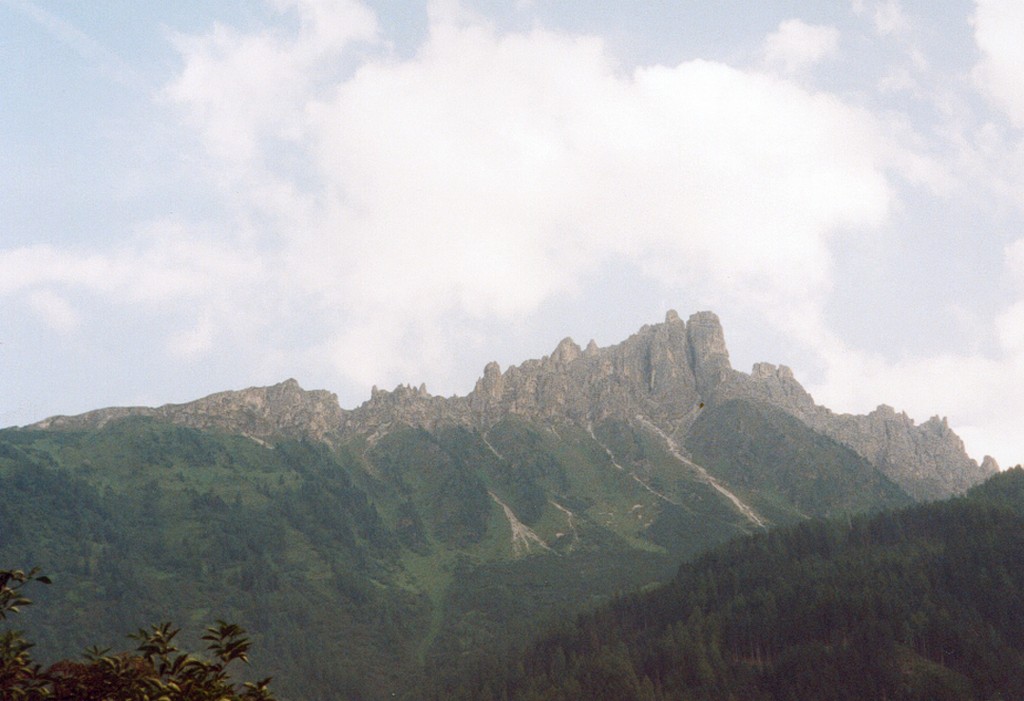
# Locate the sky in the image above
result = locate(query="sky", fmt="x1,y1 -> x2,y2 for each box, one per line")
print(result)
2,0 -> 1023,467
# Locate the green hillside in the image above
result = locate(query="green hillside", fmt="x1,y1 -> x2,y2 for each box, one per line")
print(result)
0,405 -> 912,700
685,399 -> 912,521
444,467 -> 1024,700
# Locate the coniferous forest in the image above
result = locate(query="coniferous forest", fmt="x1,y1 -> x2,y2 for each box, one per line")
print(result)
434,468 -> 1024,700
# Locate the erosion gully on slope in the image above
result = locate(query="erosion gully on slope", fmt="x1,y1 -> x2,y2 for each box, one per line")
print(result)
587,422 -> 690,508
489,491 -> 552,556
634,415 -> 768,530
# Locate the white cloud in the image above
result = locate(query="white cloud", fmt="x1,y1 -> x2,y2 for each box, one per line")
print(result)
306,20 -> 893,312
972,0 -> 1024,127
873,0 -> 909,37
811,342 -> 1000,420
0,222 -> 266,365
0,226 -> 263,304
1006,238 -> 1024,280
0,245 -> 111,296
12,2 -> 902,397
800,235 -> 1024,468
997,240 -> 1024,355
762,19 -> 840,75
27,289 -> 80,334
4,1 -> 932,426
272,0 -> 380,52
996,300 -> 1024,353
164,0 -> 379,163
169,313 -> 216,358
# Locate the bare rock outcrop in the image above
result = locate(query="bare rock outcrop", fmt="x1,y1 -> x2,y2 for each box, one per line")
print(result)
350,309 -> 994,499
338,383 -> 467,437
337,310 -> 713,435
458,310 -> 706,427
812,409 -> 992,501
686,311 -> 737,396
731,365 -> 993,500
27,310 -> 996,499
31,379 -> 345,443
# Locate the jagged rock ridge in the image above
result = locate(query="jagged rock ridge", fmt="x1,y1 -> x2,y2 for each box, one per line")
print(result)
343,310 -> 717,434
28,311 -> 996,499
718,362 -> 993,500
344,310 -> 993,498
32,379 -> 344,443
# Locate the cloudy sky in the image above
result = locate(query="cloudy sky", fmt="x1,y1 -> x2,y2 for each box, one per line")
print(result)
2,0 -> 1023,466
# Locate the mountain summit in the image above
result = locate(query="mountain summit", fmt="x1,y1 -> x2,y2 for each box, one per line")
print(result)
358,309 -> 991,499
32,310 -> 993,500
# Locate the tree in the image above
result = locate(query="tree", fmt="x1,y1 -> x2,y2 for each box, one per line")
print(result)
0,568 -> 277,700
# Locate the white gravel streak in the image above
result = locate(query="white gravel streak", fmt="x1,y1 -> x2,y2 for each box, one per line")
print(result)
489,491 -> 552,555
481,432 -> 505,461
635,415 -> 767,530
549,499 -> 579,548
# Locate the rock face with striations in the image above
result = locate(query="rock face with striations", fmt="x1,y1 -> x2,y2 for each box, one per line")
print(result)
27,311 -> 996,499
685,310 -> 738,396
724,363 -> 995,500
464,312 -> 704,427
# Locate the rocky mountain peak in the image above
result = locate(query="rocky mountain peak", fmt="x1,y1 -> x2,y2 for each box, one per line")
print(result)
685,311 -> 733,395
549,337 -> 582,366
27,310 -> 997,499
477,361 -> 503,398
455,310 -> 712,427
177,379 -> 344,440
733,376 -> 992,500
982,455 -> 1001,472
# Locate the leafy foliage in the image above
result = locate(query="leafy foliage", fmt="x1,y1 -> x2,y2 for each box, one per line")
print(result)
1,569 -> 275,700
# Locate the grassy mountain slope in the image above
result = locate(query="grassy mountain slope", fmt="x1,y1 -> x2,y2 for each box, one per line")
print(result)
685,399 -> 913,522
446,467 -> 1024,700
1,405 -> 912,700
0,422 -> 420,699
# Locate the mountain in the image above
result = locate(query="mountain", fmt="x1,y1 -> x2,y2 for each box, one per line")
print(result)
450,467 -> 1024,701
3,310 -> 995,700
31,310 -> 993,500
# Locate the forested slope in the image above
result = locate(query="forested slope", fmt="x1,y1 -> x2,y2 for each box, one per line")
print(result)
0,418 -> 723,700
439,468 -> 1024,700
0,403 -> 915,700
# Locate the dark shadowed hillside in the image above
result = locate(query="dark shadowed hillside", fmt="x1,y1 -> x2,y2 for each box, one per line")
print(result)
439,467 -> 1024,701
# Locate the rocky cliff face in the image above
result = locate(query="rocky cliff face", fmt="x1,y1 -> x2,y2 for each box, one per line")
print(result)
29,311 -> 996,499
334,310 -> 996,498
725,363 -> 994,500
465,311 -> 705,426
32,379 -> 345,443
338,311 -> 720,436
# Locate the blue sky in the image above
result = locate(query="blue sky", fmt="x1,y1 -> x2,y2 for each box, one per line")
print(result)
3,0 -> 1024,468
